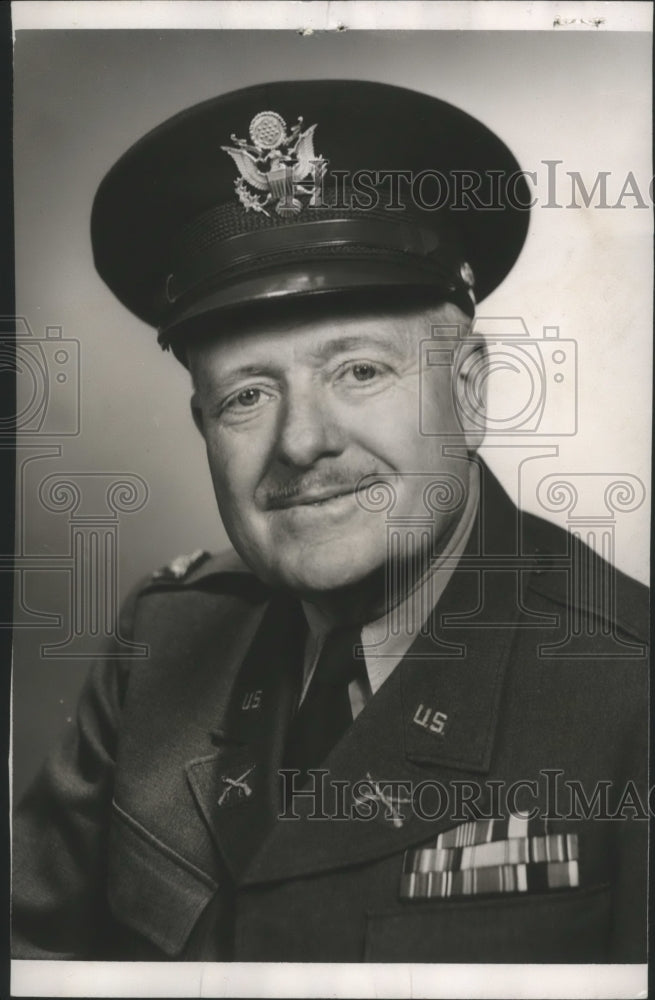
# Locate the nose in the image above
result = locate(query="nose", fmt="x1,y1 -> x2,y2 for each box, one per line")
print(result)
275,381 -> 346,469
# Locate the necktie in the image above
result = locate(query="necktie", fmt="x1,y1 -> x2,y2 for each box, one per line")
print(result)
283,625 -> 364,786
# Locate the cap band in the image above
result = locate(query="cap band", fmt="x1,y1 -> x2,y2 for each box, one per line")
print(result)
165,216 -> 449,306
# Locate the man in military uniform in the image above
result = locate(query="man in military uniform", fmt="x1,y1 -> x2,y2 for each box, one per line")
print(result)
12,80 -> 648,963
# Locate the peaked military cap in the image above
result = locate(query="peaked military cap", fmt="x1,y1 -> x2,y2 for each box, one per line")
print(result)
91,80 -> 529,354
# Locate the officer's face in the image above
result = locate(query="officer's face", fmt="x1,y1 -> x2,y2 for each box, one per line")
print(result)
189,301 -> 480,599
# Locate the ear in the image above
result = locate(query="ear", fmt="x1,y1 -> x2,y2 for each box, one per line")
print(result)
453,336 -> 487,453
190,391 -> 205,437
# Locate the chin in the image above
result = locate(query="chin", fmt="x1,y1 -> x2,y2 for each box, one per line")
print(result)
271,547 -> 385,597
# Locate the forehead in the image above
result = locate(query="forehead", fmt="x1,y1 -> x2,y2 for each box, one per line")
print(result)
186,300 -> 434,376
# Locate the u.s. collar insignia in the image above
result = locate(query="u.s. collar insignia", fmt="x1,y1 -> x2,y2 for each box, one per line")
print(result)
221,111 -> 327,218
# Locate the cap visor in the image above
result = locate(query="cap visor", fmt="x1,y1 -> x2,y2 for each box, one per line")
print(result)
163,257 -> 459,341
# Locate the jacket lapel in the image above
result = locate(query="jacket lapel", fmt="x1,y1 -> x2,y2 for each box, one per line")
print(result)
186,594 -> 306,881
241,546 -> 522,885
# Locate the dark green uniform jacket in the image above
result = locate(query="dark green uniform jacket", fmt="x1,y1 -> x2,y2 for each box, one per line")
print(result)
12,468 -> 649,962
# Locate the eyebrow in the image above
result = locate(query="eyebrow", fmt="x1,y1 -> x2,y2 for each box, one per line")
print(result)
202,363 -> 275,400
302,333 -> 405,364
216,363 -> 271,381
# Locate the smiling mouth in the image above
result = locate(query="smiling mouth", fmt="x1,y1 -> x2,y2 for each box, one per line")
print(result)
270,487 -> 357,510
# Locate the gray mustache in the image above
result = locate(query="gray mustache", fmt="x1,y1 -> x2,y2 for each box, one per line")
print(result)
262,469 -> 381,508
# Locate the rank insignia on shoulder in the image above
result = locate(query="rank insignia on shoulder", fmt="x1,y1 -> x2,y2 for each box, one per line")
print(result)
151,548 -> 211,582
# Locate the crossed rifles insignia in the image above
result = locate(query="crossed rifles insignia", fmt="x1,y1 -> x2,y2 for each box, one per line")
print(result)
354,772 -> 412,829
222,110 -> 327,218
218,765 -> 256,807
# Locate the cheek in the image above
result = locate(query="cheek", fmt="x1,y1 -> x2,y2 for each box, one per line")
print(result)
351,382 -> 440,463
358,380 -> 465,500
419,371 -> 463,440
351,382 -> 421,439
204,433 -> 247,513
204,427 -> 272,534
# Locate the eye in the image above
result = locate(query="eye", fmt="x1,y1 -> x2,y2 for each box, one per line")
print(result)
337,359 -> 392,389
235,387 -> 263,407
219,384 -> 276,419
351,362 -> 377,382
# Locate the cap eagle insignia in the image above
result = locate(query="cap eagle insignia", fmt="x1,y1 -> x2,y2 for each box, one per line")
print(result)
222,111 -> 327,218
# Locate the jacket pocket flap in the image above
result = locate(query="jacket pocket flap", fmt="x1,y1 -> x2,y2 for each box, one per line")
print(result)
366,884 -> 611,962
108,802 -> 218,957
